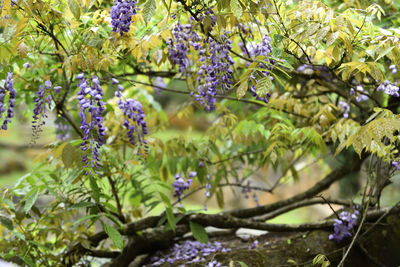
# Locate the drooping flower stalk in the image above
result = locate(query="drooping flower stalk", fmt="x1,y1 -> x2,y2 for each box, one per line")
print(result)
166,22 -> 202,74
76,74 -> 106,174
113,80 -> 148,148
243,34 -> 274,103
0,72 -> 17,130
194,34 -> 235,111
31,80 -> 52,142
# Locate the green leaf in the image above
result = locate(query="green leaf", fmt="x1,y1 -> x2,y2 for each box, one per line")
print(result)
68,0 -> 81,20
165,206 -> 176,231
142,0 -> 156,22
89,176 -> 101,202
237,261 -> 249,267
189,221 -> 208,244
230,0 -> 242,18
73,214 -> 99,225
104,223 -> 124,250
255,76 -> 272,98
0,215 -> 13,230
70,201 -> 95,209
19,256 -> 36,267
62,143 -> 76,168
24,188 -> 40,214
237,81 -> 248,99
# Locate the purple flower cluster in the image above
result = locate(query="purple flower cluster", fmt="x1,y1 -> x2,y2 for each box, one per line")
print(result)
329,210 -> 359,242
146,240 -> 230,266
173,172 -> 196,201
377,80 -> 399,97
76,74 -> 106,173
167,22 -> 202,73
194,34 -> 235,111
0,72 -> 17,130
113,79 -> 148,147
31,80 -> 53,140
338,101 -> 350,118
110,0 -> 138,35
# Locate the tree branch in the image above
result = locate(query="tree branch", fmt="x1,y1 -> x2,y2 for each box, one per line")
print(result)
225,153 -> 362,218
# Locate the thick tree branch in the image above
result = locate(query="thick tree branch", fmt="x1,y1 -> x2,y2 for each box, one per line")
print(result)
255,198 -> 352,221
225,153 -> 362,218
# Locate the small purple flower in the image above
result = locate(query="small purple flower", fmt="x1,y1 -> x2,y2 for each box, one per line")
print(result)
354,85 -> 368,102
76,73 -> 85,80
44,80 -> 52,89
23,62 -> 31,69
389,64 -> 397,74
251,240 -> 259,249
54,86 -> 62,94
392,161 -> 400,171
207,260 -> 222,267
338,101 -> 350,118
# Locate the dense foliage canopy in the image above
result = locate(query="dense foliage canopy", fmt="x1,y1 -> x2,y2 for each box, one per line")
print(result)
0,0 -> 400,266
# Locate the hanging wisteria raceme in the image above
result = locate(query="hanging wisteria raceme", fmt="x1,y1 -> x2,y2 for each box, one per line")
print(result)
113,80 -> 148,148
31,80 -> 53,141
246,35 -> 274,103
194,34 -> 235,111
0,72 -> 17,130
329,210 -> 359,242
76,74 -> 106,174
377,80 -> 400,97
110,0 -> 138,35
166,22 -> 202,74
